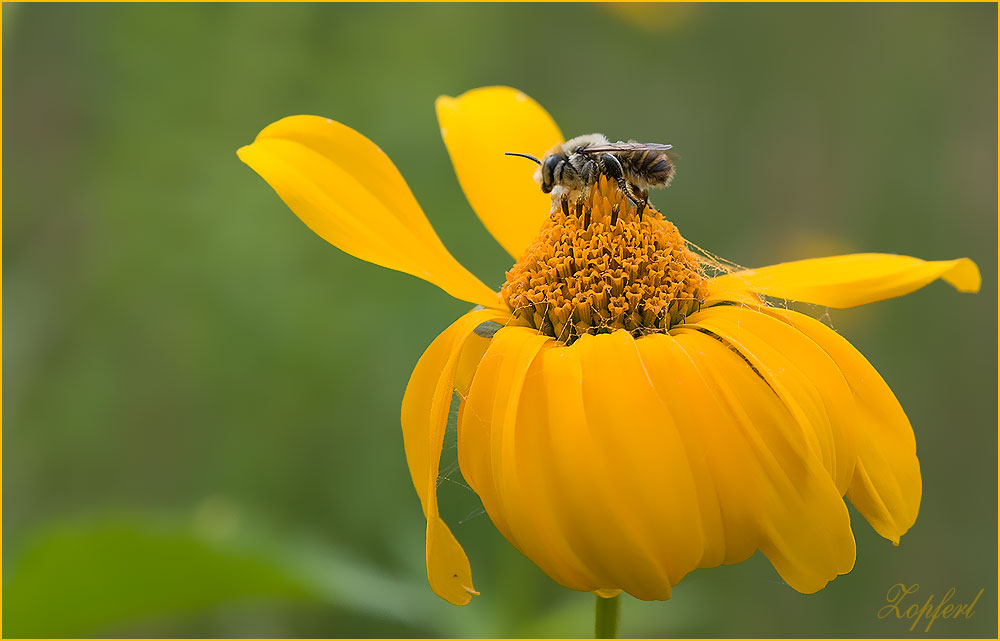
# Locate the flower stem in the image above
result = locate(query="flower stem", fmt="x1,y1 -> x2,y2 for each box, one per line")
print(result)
594,593 -> 621,638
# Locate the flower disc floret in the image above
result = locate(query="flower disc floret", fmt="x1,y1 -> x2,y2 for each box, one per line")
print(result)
501,177 -> 708,343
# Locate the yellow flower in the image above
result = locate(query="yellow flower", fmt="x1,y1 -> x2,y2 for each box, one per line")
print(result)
237,87 -> 980,606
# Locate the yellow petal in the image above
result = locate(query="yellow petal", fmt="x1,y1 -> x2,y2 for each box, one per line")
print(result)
573,332 -> 708,596
436,87 -> 563,260
532,339 -> 672,595
238,115 -> 500,309
707,254 -> 980,308
453,330 -> 493,399
636,334 -> 752,570
400,308 -> 505,605
464,331 -> 688,598
757,306 -> 921,543
667,328 -> 856,593
686,305 -> 859,493
460,327 -> 603,591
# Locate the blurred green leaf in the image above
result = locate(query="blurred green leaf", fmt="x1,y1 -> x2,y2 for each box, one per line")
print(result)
3,515 -> 316,637
2,512 -> 452,637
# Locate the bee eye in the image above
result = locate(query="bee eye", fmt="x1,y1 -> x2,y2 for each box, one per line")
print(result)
542,155 -> 561,190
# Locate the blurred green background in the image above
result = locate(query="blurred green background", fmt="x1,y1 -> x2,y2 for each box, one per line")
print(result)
3,3 -> 996,638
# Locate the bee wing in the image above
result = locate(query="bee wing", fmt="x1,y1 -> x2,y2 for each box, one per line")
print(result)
578,142 -> 673,154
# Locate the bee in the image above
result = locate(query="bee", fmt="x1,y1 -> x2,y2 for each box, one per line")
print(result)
505,133 -> 675,223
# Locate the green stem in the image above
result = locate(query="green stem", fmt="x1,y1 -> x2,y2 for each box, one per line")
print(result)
594,593 -> 621,638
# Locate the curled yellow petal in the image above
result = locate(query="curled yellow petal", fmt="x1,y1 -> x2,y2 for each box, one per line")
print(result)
708,253 -> 980,308
436,87 -> 563,260
758,306 -> 921,544
666,329 -> 857,593
238,115 -> 500,309
686,305 -> 859,493
400,308 -> 505,605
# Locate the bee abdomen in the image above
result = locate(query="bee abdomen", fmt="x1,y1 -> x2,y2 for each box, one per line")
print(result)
628,151 -> 673,186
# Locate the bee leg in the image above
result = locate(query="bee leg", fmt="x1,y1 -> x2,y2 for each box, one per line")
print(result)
618,181 -> 644,220
599,153 -> 628,195
630,185 -> 649,221
600,153 -> 644,216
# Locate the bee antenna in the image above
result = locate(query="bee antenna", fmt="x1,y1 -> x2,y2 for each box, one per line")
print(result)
504,152 -> 541,165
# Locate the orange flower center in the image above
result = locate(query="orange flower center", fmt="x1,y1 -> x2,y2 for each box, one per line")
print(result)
501,176 -> 709,344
